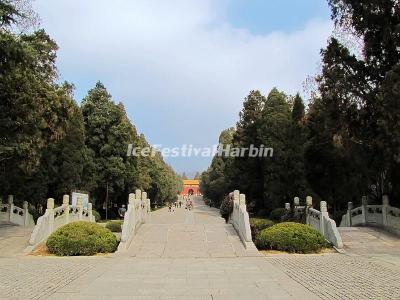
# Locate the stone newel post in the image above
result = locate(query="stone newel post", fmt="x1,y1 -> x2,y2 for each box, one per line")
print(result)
135,189 -> 141,203
320,201 -> 328,236
141,192 -> 147,221
382,195 -> 389,227
239,194 -> 246,207
77,197 -> 83,220
87,203 -> 93,222
47,198 -> 55,236
361,196 -> 368,224
63,195 -> 70,224
294,197 -> 300,207
23,201 -> 29,226
142,192 -> 147,207
305,196 -> 313,224
347,202 -> 353,227
233,190 -> 240,204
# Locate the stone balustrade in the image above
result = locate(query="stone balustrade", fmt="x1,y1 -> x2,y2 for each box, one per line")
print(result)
28,195 -> 95,249
228,190 -> 255,249
287,196 -> 343,249
0,195 -> 35,227
340,195 -> 400,235
118,189 -> 151,252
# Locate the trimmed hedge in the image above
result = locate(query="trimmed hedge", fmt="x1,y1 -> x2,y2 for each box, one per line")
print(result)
46,221 -> 118,256
269,208 -> 286,222
255,222 -> 326,253
250,218 -> 274,240
105,220 -> 123,232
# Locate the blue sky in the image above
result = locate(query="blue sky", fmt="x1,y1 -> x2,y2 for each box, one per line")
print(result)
34,0 -> 333,177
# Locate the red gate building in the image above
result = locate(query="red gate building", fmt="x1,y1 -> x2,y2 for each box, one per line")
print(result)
180,180 -> 200,196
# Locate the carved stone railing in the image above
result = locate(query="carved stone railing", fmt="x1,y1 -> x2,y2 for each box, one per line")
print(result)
118,189 -> 151,252
228,190 -> 255,249
0,195 -> 35,227
340,195 -> 400,235
288,196 -> 343,249
28,195 -> 95,249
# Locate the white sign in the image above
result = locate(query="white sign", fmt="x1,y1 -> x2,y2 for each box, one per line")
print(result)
71,192 -> 89,208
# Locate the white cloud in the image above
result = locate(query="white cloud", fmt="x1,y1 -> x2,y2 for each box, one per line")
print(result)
33,0 -> 333,172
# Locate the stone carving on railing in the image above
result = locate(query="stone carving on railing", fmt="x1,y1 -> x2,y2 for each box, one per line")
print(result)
227,190 -> 256,249
288,196 -> 343,249
28,195 -> 95,250
0,195 -> 35,227
340,195 -> 400,235
118,189 -> 151,252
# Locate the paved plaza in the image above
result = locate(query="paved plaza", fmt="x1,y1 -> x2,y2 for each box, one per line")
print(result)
1,198 -> 400,299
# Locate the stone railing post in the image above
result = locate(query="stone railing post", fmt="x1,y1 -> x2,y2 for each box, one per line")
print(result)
239,194 -> 246,208
382,195 -> 389,227
23,201 -> 29,226
88,203 -> 93,222
294,197 -> 300,207
347,202 -> 353,227
77,197 -> 83,220
47,198 -> 55,236
63,195 -> 70,225
141,192 -> 147,221
233,190 -> 240,221
285,202 -> 291,211
305,196 -> 312,224
320,201 -> 328,237
8,195 -> 14,222
128,193 -> 135,208
233,190 -> 240,204
135,189 -> 142,222
361,196 -> 368,224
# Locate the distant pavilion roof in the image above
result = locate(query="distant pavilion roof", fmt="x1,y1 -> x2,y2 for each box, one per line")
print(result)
183,180 -> 200,185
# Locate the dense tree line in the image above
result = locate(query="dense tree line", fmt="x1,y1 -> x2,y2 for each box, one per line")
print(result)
201,0 -> 400,218
0,1 -> 182,211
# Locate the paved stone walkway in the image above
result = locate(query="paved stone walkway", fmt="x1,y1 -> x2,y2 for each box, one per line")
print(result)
0,223 -> 33,257
339,226 -> 400,256
125,197 -> 259,258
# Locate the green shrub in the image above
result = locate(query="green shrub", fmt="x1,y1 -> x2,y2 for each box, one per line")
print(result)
250,218 -> 274,240
46,221 -> 118,256
92,209 -> 101,222
269,208 -> 286,222
255,222 -> 326,253
105,220 -> 123,232
220,195 -> 233,222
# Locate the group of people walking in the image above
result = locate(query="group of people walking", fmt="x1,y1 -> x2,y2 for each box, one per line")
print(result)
168,196 -> 193,212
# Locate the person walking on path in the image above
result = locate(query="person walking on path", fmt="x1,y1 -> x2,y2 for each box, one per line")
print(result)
118,204 -> 127,219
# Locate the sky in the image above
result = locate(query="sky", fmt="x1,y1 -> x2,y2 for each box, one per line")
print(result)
33,0 -> 333,177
